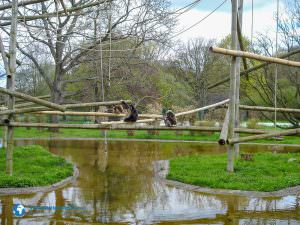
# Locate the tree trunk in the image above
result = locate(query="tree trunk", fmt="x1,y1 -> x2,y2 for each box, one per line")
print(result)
49,74 -> 63,132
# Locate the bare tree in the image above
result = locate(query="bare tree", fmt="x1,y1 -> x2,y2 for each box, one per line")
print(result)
0,0 -> 175,126
175,38 -> 215,118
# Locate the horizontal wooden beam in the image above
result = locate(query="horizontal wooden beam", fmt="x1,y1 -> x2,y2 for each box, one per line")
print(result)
64,100 -> 131,109
175,99 -> 230,117
239,105 -> 300,114
1,100 -> 132,115
207,48 -> 300,90
33,111 -> 163,119
0,122 -> 271,134
209,46 -> 300,67
228,128 -> 300,144
0,87 -> 65,111
0,107 -> 49,116
0,94 -> 50,105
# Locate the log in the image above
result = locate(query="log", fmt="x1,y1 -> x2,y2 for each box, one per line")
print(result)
234,0 -> 244,157
228,128 -> 300,144
226,0 -> 238,172
0,107 -> 50,116
64,100 -> 131,109
0,94 -> 50,105
5,0 -> 18,176
0,87 -> 66,111
239,105 -> 300,114
237,13 -> 247,71
209,46 -> 300,67
101,118 -> 158,125
235,128 -> 268,134
175,99 -> 230,117
219,109 -> 229,145
207,48 -> 300,90
32,111 -> 163,119
0,121 -> 269,134
14,99 -> 130,110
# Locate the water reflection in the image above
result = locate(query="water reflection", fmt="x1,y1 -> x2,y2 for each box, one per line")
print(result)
0,140 -> 300,224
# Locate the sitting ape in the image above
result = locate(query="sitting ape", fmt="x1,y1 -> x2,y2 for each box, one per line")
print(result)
164,110 -> 177,127
121,101 -> 138,122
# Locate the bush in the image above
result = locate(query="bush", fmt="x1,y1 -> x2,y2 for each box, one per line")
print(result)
247,119 -> 259,129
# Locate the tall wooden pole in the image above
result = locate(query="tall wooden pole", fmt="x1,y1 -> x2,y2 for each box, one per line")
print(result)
227,0 -> 238,172
0,35 -> 10,149
6,0 -> 18,175
234,0 -> 243,157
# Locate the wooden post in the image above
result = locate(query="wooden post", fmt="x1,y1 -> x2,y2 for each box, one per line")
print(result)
234,0 -> 243,157
219,109 -> 229,145
6,0 -> 18,176
227,0 -> 238,172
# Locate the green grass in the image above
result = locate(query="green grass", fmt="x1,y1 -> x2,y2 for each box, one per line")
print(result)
0,145 -> 73,188
168,153 -> 300,191
0,127 -> 299,144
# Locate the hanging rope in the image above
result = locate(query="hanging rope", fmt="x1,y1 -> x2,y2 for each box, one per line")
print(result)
274,0 -> 279,130
108,1 -> 112,88
250,0 -> 254,46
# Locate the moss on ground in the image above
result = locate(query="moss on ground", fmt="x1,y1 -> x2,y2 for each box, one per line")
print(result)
168,153 -> 300,192
0,145 -> 73,188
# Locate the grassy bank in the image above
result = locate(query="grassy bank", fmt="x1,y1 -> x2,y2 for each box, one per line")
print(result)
1,127 -> 299,144
168,153 -> 300,191
0,145 -> 73,188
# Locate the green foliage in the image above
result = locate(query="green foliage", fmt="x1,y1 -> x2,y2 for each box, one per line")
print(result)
0,145 -> 73,188
155,71 -> 194,108
247,119 -> 259,129
168,153 -> 300,191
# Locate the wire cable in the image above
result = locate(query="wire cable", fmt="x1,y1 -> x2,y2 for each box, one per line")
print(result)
274,0 -> 279,130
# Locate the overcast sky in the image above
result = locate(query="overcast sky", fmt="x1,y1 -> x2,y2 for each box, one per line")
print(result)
170,0 -> 280,42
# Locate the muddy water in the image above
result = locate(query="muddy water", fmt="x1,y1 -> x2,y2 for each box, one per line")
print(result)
1,140 -> 300,225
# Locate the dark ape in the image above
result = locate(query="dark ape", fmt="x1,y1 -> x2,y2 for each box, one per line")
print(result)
121,101 -> 138,122
164,110 -> 176,127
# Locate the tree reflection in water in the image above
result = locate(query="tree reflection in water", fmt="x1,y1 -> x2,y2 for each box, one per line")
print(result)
0,140 -> 299,224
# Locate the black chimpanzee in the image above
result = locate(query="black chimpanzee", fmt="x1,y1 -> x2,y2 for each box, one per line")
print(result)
164,110 -> 177,127
121,101 -> 138,122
